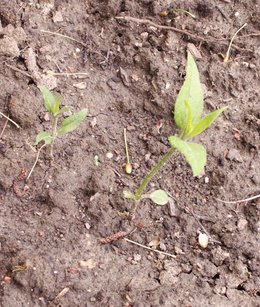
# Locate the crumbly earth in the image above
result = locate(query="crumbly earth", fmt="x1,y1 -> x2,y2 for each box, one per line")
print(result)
0,1 -> 259,306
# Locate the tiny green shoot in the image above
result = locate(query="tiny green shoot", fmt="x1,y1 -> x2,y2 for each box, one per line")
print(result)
26,86 -> 87,181
124,51 -> 227,214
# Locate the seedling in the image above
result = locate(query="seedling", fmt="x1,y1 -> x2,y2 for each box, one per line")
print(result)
124,52 -> 227,214
223,23 -> 247,62
124,128 -> 132,174
27,86 -> 87,180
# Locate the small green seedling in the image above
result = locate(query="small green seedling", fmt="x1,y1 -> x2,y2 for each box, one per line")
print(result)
27,86 -> 87,180
124,51 -> 227,213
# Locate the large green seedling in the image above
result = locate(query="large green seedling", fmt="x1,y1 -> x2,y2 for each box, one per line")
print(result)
124,52 -> 227,211
27,86 -> 87,180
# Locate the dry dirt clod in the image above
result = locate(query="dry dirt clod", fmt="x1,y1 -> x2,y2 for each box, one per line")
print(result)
0,36 -> 20,57
226,148 -> 243,163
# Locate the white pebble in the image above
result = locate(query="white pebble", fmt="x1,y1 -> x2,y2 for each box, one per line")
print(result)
106,152 -> 113,159
198,233 -> 209,248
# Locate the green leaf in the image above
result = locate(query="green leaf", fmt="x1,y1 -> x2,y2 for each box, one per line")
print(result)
186,107 -> 227,138
58,108 -> 88,135
123,191 -> 135,200
35,131 -> 52,145
53,97 -> 61,116
169,136 -> 206,176
174,52 -> 203,132
149,189 -> 169,205
38,85 -> 57,114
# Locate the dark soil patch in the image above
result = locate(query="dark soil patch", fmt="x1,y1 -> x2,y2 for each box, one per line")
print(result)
0,1 -> 259,306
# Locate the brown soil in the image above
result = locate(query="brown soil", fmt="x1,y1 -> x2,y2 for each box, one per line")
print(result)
0,1 -> 260,306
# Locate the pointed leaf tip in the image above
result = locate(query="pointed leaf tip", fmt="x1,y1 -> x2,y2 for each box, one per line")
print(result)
58,108 -> 88,135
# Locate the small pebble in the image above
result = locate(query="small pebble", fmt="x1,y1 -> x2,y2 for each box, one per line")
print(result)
53,11 -> 63,23
133,254 -> 142,262
205,176 -> 209,183
85,223 -> 91,230
106,152 -> 113,159
237,218 -> 248,231
226,149 -> 243,163
159,242 -> 167,251
198,233 -> 209,248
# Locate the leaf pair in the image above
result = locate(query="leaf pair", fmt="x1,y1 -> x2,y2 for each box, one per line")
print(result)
35,86 -> 88,146
123,189 -> 169,206
171,52 -> 227,176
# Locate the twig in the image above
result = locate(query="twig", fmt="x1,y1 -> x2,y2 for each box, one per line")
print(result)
125,238 -> 176,258
100,231 -> 128,244
0,117 -> 9,139
216,193 -> 260,204
40,30 -> 87,47
0,112 -> 20,129
239,32 -> 260,38
26,144 -> 46,181
46,71 -> 89,77
4,62 -> 32,78
115,16 -> 253,53
224,23 -> 247,62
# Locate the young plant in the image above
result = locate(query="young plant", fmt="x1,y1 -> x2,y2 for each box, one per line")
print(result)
124,52 -> 227,213
27,86 -> 87,180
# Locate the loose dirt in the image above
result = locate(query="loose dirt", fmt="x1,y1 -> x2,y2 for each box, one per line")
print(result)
0,1 -> 259,306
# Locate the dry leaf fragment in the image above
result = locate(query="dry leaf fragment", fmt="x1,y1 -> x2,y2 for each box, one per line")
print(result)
187,43 -> 202,60
73,82 -> 87,89
56,287 -> 69,299
148,236 -> 161,249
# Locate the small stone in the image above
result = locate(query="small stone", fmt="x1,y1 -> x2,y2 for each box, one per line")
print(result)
237,218 -> 248,231
144,153 -> 151,162
0,36 -> 20,57
198,233 -> 209,248
226,149 -> 243,163
85,223 -> 91,230
133,254 -> 142,262
90,297 -> 96,302
106,152 -> 113,159
44,113 -> 50,121
168,198 -> 178,217
205,176 -> 209,183
159,242 -> 167,251
53,11 -> 63,23
140,32 -> 148,39
3,276 -> 12,284
107,78 -> 119,90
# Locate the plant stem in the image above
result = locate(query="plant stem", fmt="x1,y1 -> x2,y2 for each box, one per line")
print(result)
50,116 -> 58,158
124,128 -> 130,164
26,144 -> 46,181
134,146 -> 176,201
224,23 -> 247,62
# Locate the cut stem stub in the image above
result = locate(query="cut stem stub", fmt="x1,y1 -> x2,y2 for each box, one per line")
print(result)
124,128 -> 132,174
